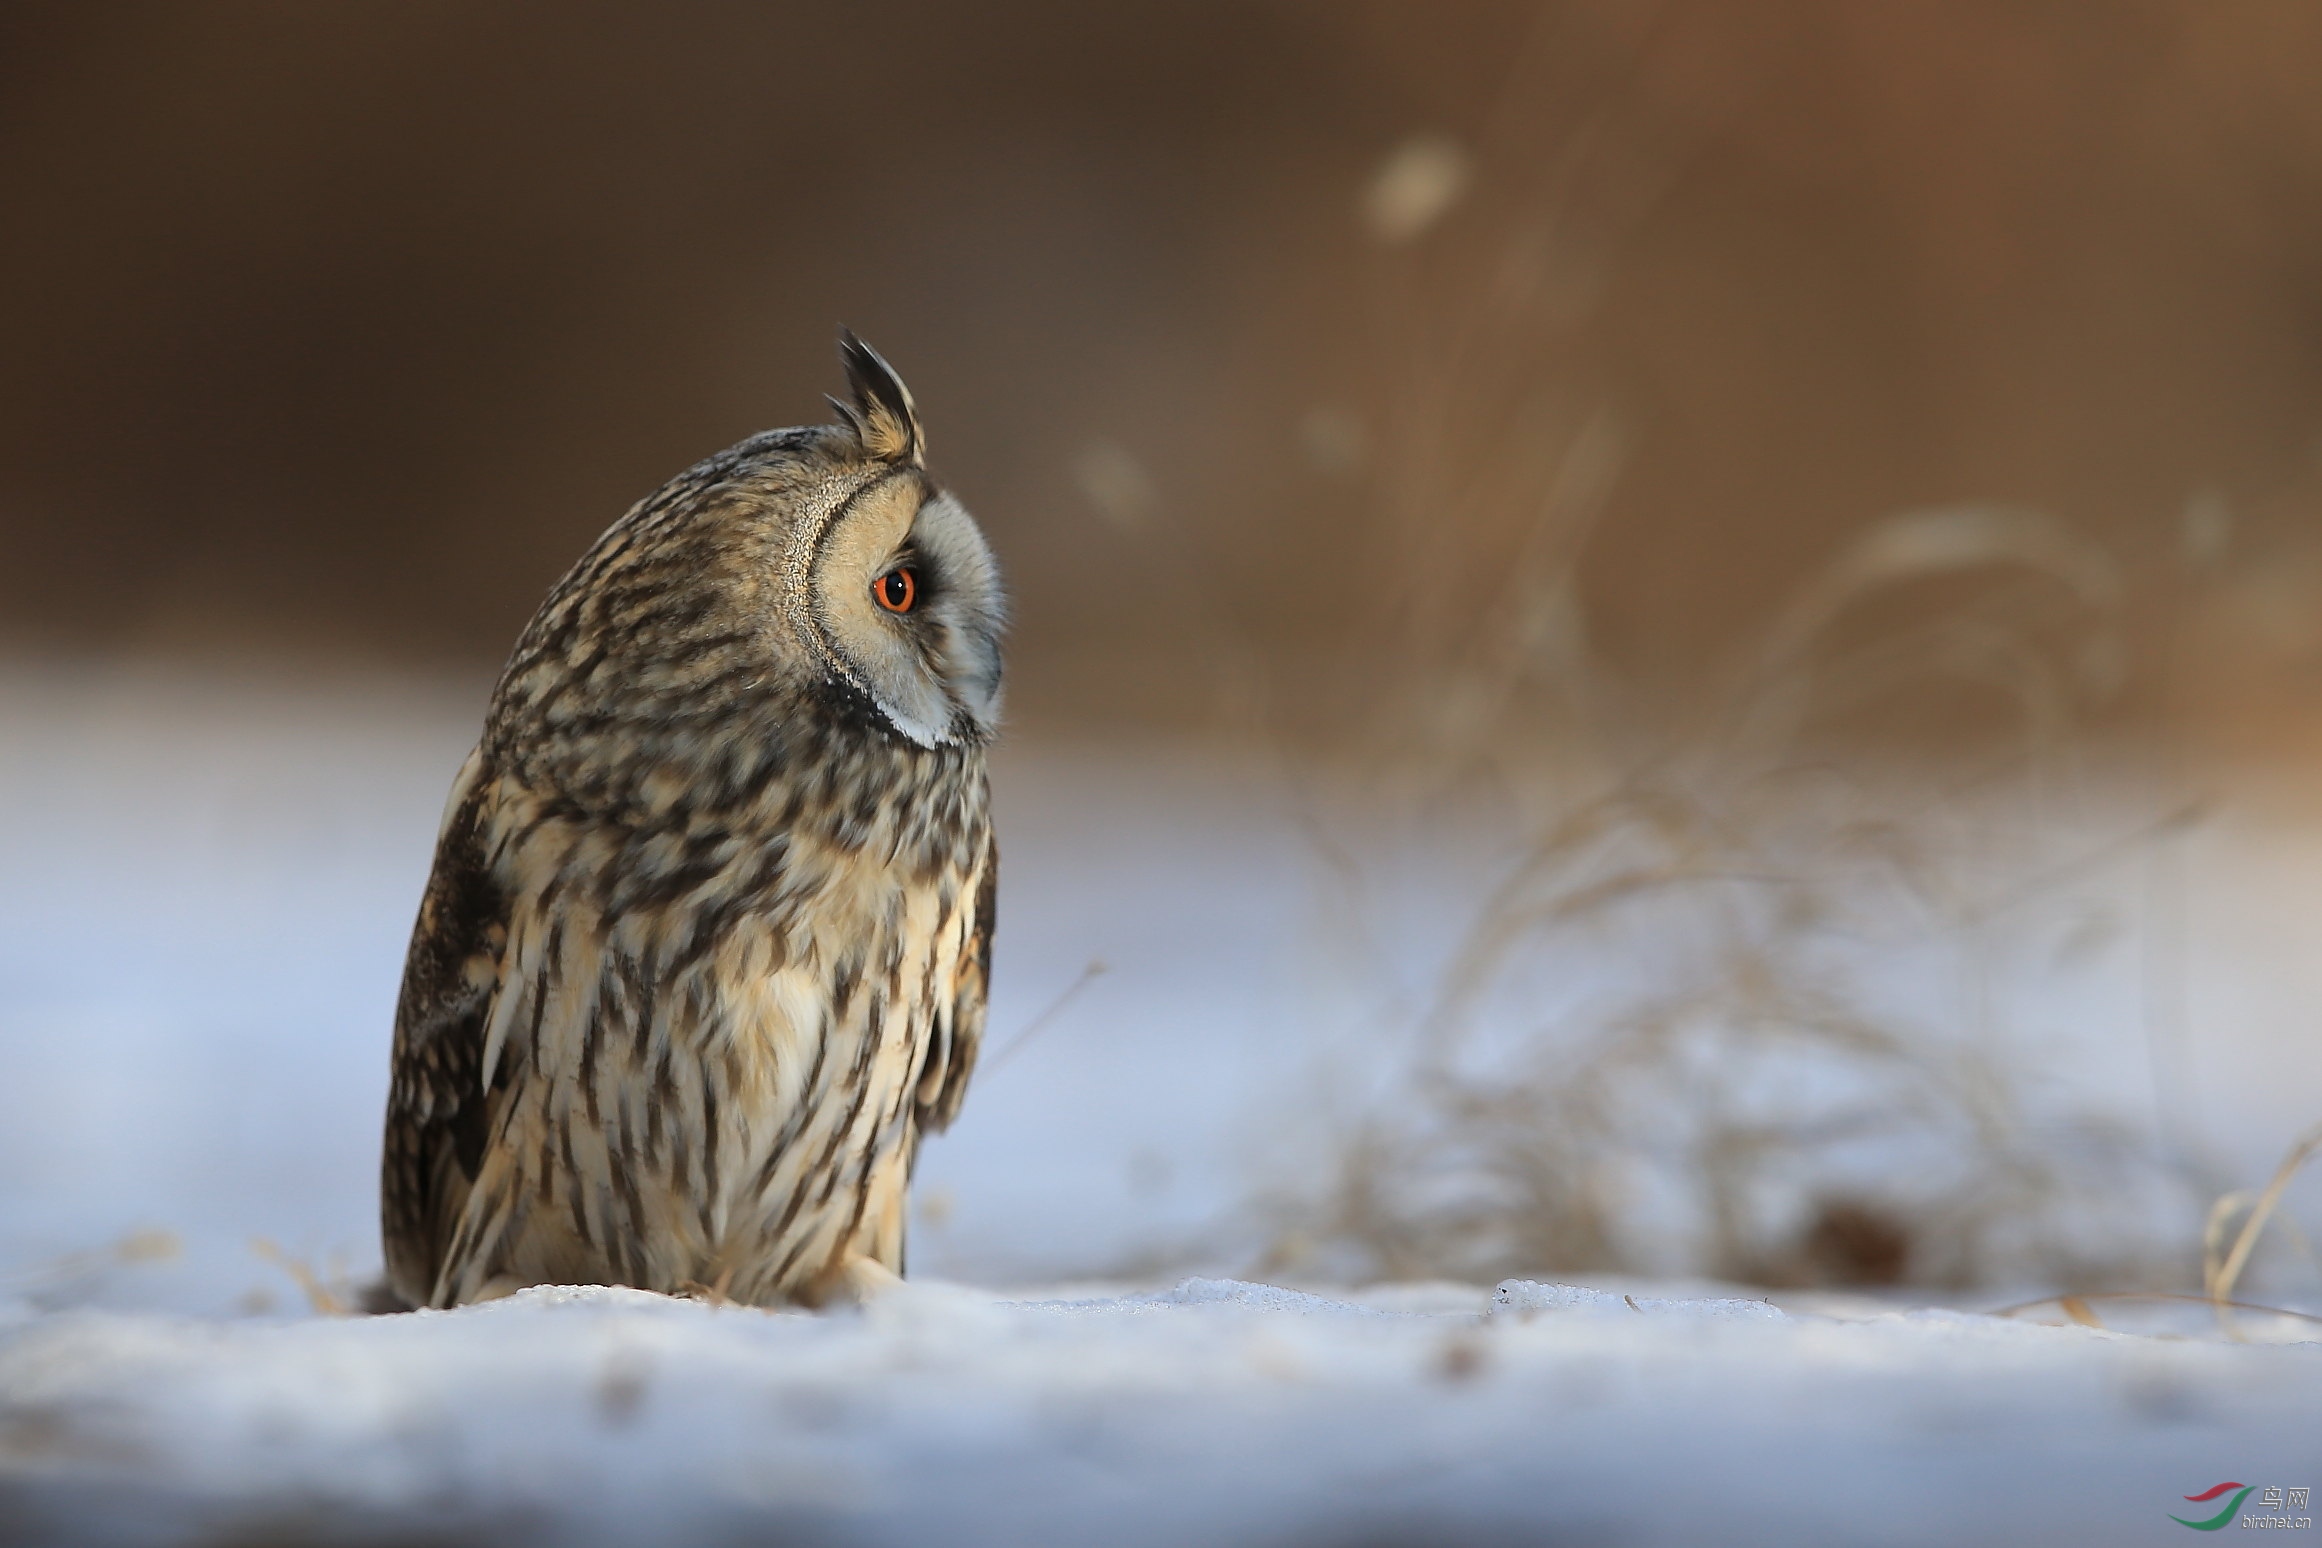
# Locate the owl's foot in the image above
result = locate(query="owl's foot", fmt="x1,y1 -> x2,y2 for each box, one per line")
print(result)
463,1274 -> 534,1305
805,1253 -> 905,1309
674,1264 -> 740,1305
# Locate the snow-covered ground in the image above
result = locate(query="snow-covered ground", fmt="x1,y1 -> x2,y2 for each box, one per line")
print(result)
5,1277 -> 2318,1546
2,660 -> 2320,1543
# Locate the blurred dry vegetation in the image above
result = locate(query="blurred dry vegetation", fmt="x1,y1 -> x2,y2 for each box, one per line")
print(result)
7,1 -> 2322,1293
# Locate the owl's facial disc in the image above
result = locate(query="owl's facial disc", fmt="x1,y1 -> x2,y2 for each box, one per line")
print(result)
811,475 -> 1004,746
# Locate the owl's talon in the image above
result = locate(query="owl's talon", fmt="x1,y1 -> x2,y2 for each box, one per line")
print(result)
806,1254 -> 905,1309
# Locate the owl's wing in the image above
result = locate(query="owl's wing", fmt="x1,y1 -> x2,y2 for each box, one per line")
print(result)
379,749 -> 511,1308
916,831 -> 995,1134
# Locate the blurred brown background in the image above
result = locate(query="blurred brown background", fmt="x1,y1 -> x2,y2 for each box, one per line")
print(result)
5,1 -> 2322,750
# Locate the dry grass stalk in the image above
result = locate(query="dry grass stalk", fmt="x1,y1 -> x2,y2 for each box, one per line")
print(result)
1991,1289 -> 2322,1339
2,1229 -> 181,1308
250,1237 -> 353,1317
2203,1120 -> 2322,1339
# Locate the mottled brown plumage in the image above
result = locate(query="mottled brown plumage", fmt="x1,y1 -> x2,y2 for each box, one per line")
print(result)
381,335 -> 1002,1310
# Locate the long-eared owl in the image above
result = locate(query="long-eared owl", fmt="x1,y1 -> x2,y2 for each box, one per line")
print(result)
380,334 -> 1001,1310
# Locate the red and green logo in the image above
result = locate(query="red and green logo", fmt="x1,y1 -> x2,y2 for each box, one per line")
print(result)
2173,1482 -> 2254,1531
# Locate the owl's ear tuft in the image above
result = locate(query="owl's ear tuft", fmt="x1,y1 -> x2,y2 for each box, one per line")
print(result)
831,329 -> 923,466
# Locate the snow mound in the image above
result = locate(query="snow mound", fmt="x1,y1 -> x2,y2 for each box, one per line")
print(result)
1131,1276 -> 1385,1315
1010,1276 -> 1384,1316
3,1276 -> 2318,1547
1493,1279 -> 1788,1320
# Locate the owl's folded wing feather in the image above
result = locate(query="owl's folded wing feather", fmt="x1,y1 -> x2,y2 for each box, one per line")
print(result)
380,750 -> 511,1308
916,831 -> 994,1134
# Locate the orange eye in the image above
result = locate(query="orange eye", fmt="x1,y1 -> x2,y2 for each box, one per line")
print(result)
873,567 -> 918,613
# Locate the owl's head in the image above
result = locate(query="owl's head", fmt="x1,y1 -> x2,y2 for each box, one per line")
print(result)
498,334 -> 1005,773
753,333 -> 1005,747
